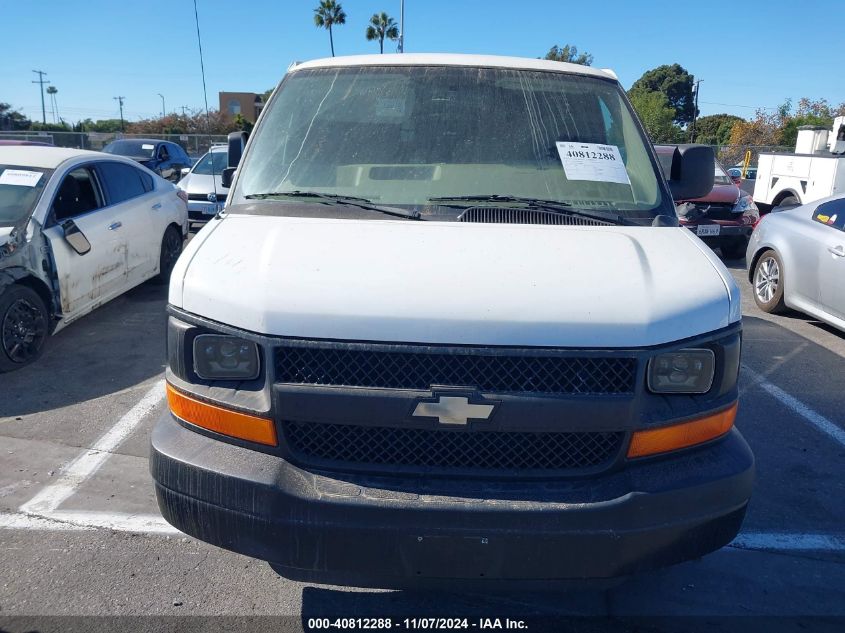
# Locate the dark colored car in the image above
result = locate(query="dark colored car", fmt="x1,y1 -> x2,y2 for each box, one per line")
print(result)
102,139 -> 192,182
656,145 -> 759,259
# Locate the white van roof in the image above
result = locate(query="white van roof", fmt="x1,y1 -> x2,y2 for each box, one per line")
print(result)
292,53 -> 617,82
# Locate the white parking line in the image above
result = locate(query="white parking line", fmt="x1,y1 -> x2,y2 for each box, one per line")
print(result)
742,365 -> 845,448
20,379 -> 166,516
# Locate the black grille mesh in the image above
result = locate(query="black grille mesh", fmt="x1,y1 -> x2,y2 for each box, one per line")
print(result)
276,344 -> 636,395
458,206 -> 611,226
284,421 -> 624,472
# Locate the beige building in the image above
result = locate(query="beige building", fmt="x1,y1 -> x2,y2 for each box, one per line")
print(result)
218,92 -> 264,123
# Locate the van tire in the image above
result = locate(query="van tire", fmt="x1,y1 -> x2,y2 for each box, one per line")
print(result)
752,250 -> 787,314
0,284 -> 49,372
155,226 -> 183,285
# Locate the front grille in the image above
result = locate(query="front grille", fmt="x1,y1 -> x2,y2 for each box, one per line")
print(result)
276,343 -> 637,395
187,192 -> 227,202
458,206 -> 612,226
284,420 -> 625,473
690,203 -> 736,221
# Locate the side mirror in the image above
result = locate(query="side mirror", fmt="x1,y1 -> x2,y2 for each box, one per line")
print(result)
61,219 -> 91,255
180,167 -> 191,177
227,131 -> 249,168
665,145 -> 715,200
221,167 -> 236,189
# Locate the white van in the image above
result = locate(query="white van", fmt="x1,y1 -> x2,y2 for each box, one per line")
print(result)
151,54 -> 753,587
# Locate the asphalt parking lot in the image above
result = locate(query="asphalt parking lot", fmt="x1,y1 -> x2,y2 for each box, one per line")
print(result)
1,248 -> 844,632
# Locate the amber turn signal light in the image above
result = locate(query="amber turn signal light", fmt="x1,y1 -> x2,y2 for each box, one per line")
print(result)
166,383 -> 277,446
627,402 -> 737,459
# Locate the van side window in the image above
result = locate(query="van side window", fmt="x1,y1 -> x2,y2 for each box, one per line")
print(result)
52,167 -> 103,221
97,161 -> 147,204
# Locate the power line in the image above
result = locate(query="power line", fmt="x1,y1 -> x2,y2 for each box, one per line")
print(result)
700,101 -> 778,111
31,70 -> 49,125
113,96 -> 125,131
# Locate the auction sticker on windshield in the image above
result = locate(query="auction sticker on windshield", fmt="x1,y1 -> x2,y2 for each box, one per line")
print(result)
0,169 -> 42,187
555,142 -> 630,185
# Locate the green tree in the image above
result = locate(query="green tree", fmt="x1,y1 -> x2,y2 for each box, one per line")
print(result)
0,103 -> 31,130
314,0 -> 346,57
692,113 -> 744,145
76,118 -> 125,133
30,121 -> 71,132
628,89 -> 682,143
777,98 -> 845,147
365,12 -> 399,53
630,64 -> 696,127
543,44 -> 593,66
233,113 -> 254,133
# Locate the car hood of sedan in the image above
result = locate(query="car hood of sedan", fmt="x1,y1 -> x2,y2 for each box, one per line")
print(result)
178,172 -> 225,196
170,212 -> 740,348
684,183 -> 741,205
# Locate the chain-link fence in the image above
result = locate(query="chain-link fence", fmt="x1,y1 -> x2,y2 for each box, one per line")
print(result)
0,131 -> 795,172
706,145 -> 792,169
0,131 -> 227,160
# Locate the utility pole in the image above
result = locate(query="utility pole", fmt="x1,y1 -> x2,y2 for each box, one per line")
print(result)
32,70 -> 49,124
113,96 -> 125,132
180,105 -> 190,116
398,0 -> 404,52
157,93 -> 166,118
689,79 -> 702,143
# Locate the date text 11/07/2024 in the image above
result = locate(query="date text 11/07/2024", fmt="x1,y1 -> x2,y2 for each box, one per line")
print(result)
306,618 -> 528,630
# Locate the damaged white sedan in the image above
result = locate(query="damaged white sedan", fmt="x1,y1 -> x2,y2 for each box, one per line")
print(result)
0,146 -> 188,372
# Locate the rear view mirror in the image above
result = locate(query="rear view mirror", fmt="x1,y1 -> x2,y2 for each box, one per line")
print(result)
221,167 -> 235,189
664,145 -> 715,200
61,219 -> 91,255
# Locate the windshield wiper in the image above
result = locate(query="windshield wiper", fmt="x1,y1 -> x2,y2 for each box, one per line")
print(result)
244,191 -> 422,220
428,195 -> 636,226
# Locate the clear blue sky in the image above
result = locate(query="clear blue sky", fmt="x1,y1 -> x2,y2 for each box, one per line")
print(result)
2,0 -> 842,124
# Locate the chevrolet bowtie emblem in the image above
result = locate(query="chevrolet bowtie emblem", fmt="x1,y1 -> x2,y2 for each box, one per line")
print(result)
412,396 -> 495,425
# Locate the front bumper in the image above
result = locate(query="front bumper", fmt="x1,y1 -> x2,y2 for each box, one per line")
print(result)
151,411 -> 754,587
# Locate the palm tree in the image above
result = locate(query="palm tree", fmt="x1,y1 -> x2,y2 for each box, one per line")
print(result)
46,86 -> 58,123
313,0 -> 346,57
365,12 -> 399,54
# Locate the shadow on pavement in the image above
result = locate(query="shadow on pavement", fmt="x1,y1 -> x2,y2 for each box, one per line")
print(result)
0,281 -> 169,418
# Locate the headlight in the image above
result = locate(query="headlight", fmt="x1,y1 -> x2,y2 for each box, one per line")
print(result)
733,194 -> 759,224
647,349 -> 715,394
193,334 -> 260,380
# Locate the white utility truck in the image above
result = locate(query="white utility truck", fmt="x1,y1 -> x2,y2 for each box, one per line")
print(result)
754,117 -> 845,210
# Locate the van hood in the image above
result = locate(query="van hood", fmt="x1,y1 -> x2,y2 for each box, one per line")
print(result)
171,214 -> 740,347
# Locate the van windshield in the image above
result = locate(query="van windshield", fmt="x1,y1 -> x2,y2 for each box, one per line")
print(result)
233,65 -> 669,221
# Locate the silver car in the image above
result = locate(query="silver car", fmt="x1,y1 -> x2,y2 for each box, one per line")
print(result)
747,195 -> 845,331
176,145 -> 228,223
